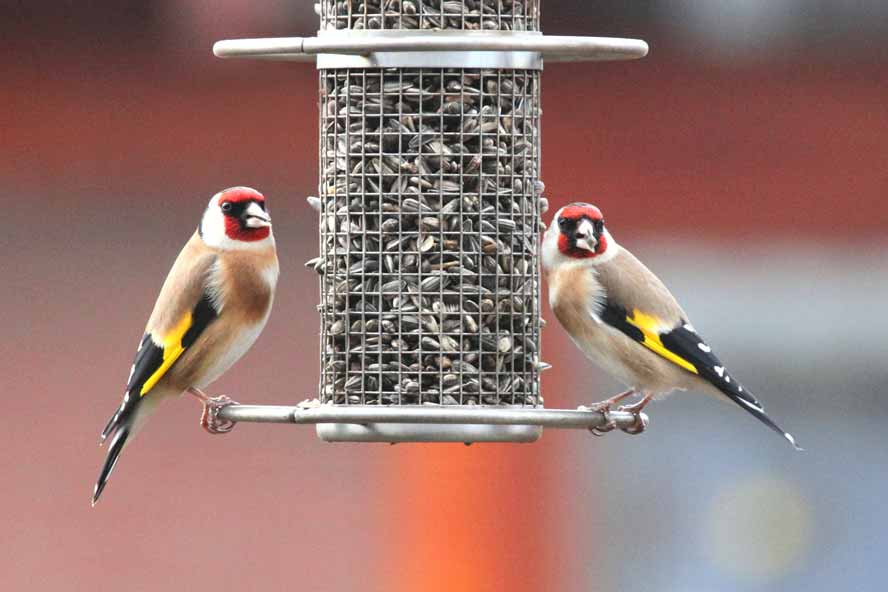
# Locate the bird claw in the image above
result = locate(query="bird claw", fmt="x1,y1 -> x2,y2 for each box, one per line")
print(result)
200,395 -> 238,434
590,420 -> 617,436
617,406 -> 649,435
578,405 -> 617,436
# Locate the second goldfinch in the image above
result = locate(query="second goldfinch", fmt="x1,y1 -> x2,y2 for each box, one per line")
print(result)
542,202 -> 799,448
93,187 -> 279,505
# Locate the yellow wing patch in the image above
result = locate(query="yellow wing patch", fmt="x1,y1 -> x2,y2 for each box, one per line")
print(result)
626,309 -> 699,375
139,312 -> 193,396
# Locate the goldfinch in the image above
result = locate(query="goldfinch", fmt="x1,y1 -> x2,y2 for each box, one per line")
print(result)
93,187 -> 279,505
542,202 -> 799,449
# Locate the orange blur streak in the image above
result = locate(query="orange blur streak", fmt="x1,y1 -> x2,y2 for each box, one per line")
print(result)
392,444 -> 548,591
388,325 -> 577,590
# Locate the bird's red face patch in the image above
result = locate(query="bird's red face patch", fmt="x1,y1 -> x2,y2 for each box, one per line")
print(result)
559,204 -> 603,222
556,203 -> 607,259
223,218 -> 270,242
217,188 -> 270,242
217,187 -> 265,207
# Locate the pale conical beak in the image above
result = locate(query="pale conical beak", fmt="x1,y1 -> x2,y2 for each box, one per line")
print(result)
574,219 -> 598,252
242,201 -> 271,228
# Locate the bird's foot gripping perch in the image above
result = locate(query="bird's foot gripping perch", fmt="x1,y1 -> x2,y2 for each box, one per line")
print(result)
579,406 -> 616,436
188,388 -> 238,434
580,389 -> 636,436
616,392 -> 655,435
580,389 -> 651,436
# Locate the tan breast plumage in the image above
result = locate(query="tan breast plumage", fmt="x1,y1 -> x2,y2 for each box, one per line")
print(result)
156,239 -> 278,393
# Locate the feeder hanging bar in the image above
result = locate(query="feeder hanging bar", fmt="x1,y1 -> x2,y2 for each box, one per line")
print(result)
213,33 -> 649,63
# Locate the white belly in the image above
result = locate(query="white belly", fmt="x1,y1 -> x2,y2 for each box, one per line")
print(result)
572,326 -> 642,388
194,318 -> 268,389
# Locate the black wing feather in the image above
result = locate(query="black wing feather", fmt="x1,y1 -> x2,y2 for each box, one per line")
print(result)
101,293 -> 219,442
94,292 -> 220,504
600,300 -> 800,449
182,293 -> 218,349
100,334 -> 163,442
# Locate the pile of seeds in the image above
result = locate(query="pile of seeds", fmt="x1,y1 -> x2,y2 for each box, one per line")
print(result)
318,0 -> 539,31
313,67 -> 545,406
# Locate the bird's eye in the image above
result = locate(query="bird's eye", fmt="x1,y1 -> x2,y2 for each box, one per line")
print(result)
221,202 -> 233,213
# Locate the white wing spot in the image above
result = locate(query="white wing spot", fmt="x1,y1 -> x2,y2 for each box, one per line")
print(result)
738,386 -> 743,392
123,392 -> 130,403
725,375 -> 731,383
684,323 -> 696,333
698,343 -> 711,353
736,396 -> 762,412
714,366 -> 725,377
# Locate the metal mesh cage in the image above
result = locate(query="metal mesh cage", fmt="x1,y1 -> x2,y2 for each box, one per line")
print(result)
319,0 -> 540,32
317,66 -> 543,408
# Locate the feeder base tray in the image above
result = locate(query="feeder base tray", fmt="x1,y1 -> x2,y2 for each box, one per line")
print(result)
316,422 -> 542,444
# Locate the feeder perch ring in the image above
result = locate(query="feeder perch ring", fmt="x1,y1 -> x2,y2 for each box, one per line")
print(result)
216,403 -> 649,444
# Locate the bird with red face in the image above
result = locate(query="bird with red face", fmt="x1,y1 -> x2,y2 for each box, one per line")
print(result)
543,202 -> 799,448
93,187 -> 279,505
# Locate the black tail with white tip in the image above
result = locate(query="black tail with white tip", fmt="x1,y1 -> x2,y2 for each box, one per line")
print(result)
717,382 -> 803,451
92,425 -> 130,506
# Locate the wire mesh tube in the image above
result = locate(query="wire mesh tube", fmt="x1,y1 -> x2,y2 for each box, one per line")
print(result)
319,0 -> 541,32
309,0 -> 546,415
314,66 -> 545,408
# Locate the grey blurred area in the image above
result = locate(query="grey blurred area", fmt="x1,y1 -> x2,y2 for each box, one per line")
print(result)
556,242 -> 888,591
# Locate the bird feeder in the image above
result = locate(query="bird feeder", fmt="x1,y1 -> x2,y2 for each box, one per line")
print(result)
213,0 -> 649,443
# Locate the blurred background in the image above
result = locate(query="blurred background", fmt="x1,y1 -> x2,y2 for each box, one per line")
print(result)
3,1 -> 887,590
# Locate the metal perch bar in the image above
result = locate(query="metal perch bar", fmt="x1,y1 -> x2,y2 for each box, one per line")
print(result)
217,403 -> 647,431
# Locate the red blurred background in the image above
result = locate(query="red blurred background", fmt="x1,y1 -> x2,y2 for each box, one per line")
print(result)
3,2 -> 887,591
